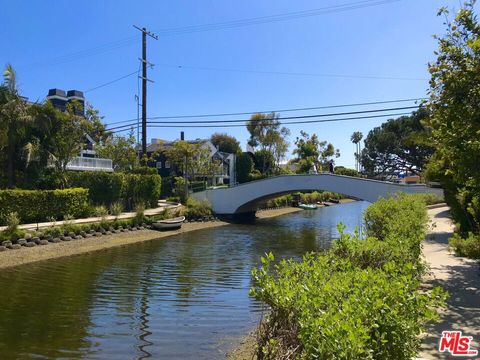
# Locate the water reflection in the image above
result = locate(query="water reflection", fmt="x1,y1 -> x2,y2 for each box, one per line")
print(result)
0,201 -> 369,359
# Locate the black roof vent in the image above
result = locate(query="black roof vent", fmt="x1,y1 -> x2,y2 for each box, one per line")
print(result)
47,88 -> 67,98
67,90 -> 84,99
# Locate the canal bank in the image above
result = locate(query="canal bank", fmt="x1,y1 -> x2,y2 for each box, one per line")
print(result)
0,207 -> 302,270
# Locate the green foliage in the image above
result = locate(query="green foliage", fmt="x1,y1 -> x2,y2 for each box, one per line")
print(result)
292,130 -> 340,173
93,205 -> 108,217
0,188 -> 89,225
250,195 -> 445,359
134,202 -> 145,223
0,211 -> 25,241
96,132 -> 139,172
128,166 -> 158,175
361,109 -> 433,178
235,153 -> 254,184
184,197 -> 212,219
66,171 -> 124,206
110,202 -> 123,216
246,112 -> 290,172
64,171 -> 161,210
449,232 -> 480,259
423,3 -> 480,254
334,166 -> 360,177
210,132 -> 241,154
253,149 -> 275,175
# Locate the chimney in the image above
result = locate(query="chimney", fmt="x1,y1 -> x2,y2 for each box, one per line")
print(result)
46,89 -> 68,112
67,90 -> 85,117
180,131 -> 185,141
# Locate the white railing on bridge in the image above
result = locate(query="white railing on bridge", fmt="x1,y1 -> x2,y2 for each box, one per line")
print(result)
66,157 -> 113,172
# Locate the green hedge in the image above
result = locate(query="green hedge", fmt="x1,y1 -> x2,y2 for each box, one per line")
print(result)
0,188 -> 89,225
250,194 -> 446,359
65,172 -> 161,209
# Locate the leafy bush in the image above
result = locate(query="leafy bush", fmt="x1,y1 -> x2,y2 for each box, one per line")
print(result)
110,202 -> 123,216
449,232 -> 480,259
0,188 -> 89,225
134,202 -> 145,223
251,254 -> 445,360
93,205 -> 109,217
67,171 -> 124,207
250,194 -> 446,359
43,171 -> 161,210
334,166 -> 360,177
184,197 -> 212,219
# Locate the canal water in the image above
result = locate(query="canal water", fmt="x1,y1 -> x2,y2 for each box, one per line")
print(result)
0,201 -> 369,359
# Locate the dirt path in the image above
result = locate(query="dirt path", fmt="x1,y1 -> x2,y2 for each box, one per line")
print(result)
418,206 -> 480,359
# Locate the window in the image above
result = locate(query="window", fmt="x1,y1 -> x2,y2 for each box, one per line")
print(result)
156,162 -> 162,169
164,161 -> 170,169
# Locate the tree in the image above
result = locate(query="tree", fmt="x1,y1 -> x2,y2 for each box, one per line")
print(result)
350,131 -> 363,172
85,104 -> 110,143
425,2 -> 480,239
39,102 -> 89,184
210,133 -> 241,154
246,112 -> 290,173
292,131 -> 340,173
96,132 -> 139,171
235,152 -> 254,183
165,141 -> 221,186
0,64 -> 33,187
360,109 -> 434,179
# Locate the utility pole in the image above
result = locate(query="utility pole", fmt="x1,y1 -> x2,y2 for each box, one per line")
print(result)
133,25 -> 158,159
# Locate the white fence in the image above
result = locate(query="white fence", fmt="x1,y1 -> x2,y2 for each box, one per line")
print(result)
66,157 -> 113,172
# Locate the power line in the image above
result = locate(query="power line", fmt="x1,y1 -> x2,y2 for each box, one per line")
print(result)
105,105 -> 420,131
109,111 -> 412,132
105,97 -> 425,126
153,0 -> 401,36
106,106 -> 417,130
84,70 -> 139,93
21,0 -> 401,68
148,105 -> 419,124
158,63 -> 427,81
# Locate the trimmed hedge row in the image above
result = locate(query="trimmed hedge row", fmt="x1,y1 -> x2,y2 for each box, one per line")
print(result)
65,172 -> 161,209
250,194 -> 446,359
0,188 -> 89,225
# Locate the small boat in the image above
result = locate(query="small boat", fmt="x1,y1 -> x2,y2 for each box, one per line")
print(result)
152,216 -> 185,230
298,203 -> 318,210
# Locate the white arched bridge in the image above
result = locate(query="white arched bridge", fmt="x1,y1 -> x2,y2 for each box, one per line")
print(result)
192,174 -> 443,217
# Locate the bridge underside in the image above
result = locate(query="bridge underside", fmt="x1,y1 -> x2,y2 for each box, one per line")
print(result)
192,174 -> 443,216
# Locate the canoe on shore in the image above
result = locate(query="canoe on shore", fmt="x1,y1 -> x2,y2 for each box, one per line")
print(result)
152,216 -> 185,230
298,203 -> 318,210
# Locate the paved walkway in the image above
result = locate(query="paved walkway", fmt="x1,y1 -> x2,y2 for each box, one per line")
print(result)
418,206 -> 480,359
0,200 -> 180,232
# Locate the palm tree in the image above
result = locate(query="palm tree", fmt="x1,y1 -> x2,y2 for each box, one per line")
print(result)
350,131 -> 363,172
0,64 -> 33,187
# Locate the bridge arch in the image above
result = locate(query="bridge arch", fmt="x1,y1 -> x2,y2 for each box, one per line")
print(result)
192,174 -> 443,215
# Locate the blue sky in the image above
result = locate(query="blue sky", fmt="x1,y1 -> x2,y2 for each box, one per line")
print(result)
0,0 -> 468,167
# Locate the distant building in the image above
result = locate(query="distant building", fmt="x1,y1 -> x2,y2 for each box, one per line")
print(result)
146,137 -> 235,186
46,88 -> 113,172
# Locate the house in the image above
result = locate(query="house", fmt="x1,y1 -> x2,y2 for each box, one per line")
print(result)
46,88 -> 113,172
146,136 -> 236,186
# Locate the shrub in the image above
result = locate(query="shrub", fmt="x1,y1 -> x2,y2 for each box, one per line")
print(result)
93,205 -> 109,217
184,197 -> 212,219
334,166 -> 360,177
250,194 -> 446,359
66,172 -> 125,207
134,202 -> 145,223
449,232 -> 480,259
0,188 -> 89,225
251,254 -> 445,360
110,202 -> 123,216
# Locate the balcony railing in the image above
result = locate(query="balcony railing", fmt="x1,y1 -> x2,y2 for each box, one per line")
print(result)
66,157 -> 113,172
